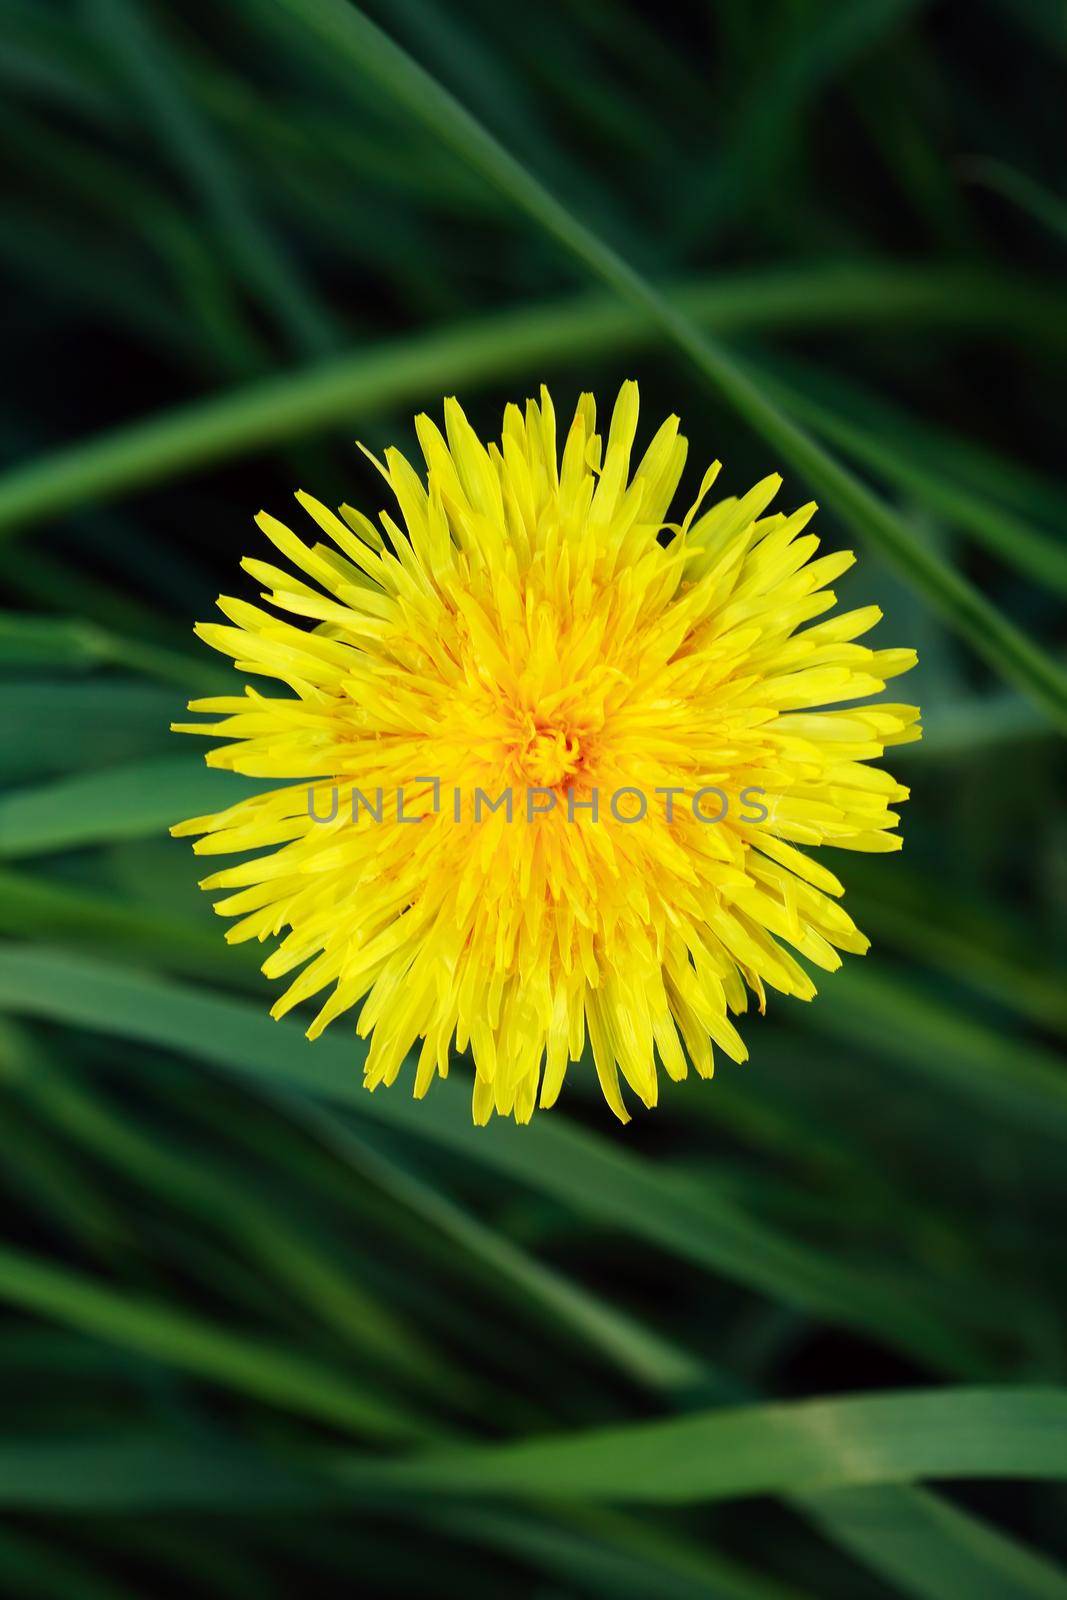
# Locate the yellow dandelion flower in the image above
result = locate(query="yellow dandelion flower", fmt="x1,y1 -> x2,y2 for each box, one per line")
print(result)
172,382 -> 920,1125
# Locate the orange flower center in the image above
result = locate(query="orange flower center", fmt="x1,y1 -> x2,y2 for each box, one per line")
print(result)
514,718 -> 583,789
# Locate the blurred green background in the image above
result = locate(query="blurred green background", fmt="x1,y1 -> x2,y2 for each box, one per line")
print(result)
1,1 -> 1066,1595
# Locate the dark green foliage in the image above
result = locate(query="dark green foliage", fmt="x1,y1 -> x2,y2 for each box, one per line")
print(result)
0,2 -> 1065,1595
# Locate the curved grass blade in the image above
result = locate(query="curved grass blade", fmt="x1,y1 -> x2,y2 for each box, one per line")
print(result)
2,1432 -> 1062,1597
0,613 -> 108,672
0,545 -> 193,655
764,358 -> 1067,533
13,1392 -> 1064,1519
895,689 -> 1048,760
0,1088 -> 130,1258
0,264 -> 1061,537
0,680 -> 183,782
329,1386 -> 1067,1503
845,868 -> 1067,1036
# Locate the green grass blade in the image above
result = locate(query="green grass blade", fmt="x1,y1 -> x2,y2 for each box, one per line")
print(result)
766,356 -> 1067,532
0,1436 -> 332,1512
846,868 -> 1067,1036
0,867 -> 261,986
966,158 -> 1067,246
797,1483 -> 1067,1600
88,0 -> 336,357
0,1092 -> 130,1258
15,1061 -> 445,1396
0,680 -> 181,782
0,612 -> 225,690
0,757 -> 266,859
0,946 -> 988,1374
281,1093 -> 711,1397
0,612 -> 106,671
0,1242 -> 422,1440
748,362 -> 1067,594
802,964 -> 1067,1144
330,1387 -> 1067,1502
894,689 -> 1049,760
271,0 -> 1067,727
0,264 -> 1060,536
442,1505 -> 813,1600
3,1430 -> 1063,1599
0,545 -> 194,655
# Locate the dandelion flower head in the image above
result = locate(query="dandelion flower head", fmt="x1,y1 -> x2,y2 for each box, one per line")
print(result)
172,382 -> 920,1124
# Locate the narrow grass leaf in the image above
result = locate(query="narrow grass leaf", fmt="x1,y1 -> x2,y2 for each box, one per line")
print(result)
0,1242 -> 422,1440
281,1093 -> 711,1396
966,158 -> 1067,246
0,265 -> 1061,537
0,946 -> 988,1374
0,681 -> 180,782
0,1436 -> 333,1512
803,965 -> 1067,1143
748,362 -> 1067,594
0,757 -> 268,859
330,1386 -> 1067,1503
796,1483 -> 1067,1600
0,612 -> 224,690
88,0 -> 336,357
0,867 -> 263,986
16,1062 -> 446,1395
